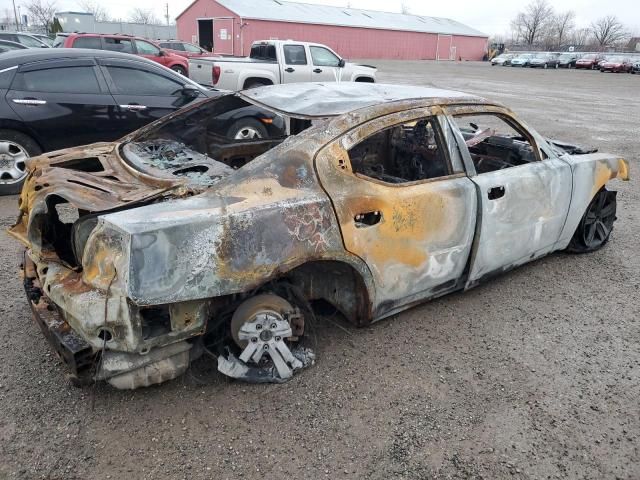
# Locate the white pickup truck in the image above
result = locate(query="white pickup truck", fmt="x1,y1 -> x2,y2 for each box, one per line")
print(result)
189,40 -> 376,90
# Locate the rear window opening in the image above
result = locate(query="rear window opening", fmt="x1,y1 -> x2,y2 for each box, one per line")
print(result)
123,94 -> 316,179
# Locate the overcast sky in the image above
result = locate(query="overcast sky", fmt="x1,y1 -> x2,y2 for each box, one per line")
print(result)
15,0 -> 640,36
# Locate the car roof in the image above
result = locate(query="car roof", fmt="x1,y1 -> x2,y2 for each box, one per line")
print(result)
239,82 -> 483,117
0,48 -> 158,70
0,39 -> 27,48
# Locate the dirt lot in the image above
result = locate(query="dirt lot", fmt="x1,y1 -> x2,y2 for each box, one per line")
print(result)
0,61 -> 638,480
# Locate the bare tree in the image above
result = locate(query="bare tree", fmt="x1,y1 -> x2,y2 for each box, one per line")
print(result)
129,7 -> 160,25
77,0 -> 110,22
553,11 -> 575,47
511,0 -> 554,45
400,3 -> 410,15
591,15 -> 628,46
24,0 -> 57,33
571,27 -> 592,47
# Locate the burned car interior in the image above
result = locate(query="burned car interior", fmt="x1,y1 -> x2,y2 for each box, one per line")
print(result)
348,117 -> 452,183
9,84 -> 629,390
453,113 -> 539,173
126,95 -> 293,174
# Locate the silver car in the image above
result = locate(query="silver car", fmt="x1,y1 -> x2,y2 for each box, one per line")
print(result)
11,83 -> 629,389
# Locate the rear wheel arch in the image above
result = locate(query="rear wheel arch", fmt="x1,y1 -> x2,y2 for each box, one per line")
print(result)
276,260 -> 374,327
354,76 -> 375,83
242,77 -> 273,89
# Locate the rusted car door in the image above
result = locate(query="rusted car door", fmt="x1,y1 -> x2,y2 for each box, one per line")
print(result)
315,108 -> 477,319
445,106 -> 573,286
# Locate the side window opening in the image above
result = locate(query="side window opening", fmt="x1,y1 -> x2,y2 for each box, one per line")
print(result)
283,45 -> 307,65
103,37 -> 133,54
452,113 -> 539,174
347,117 -> 453,184
13,66 -> 101,94
250,44 -> 277,61
310,46 -> 340,67
72,36 -> 102,49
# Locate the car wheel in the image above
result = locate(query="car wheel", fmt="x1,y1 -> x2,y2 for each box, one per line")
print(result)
0,130 -> 41,196
567,189 -> 617,253
171,65 -> 187,76
222,293 -> 310,382
226,118 -> 268,141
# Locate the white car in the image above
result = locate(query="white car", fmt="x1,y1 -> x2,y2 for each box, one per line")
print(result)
189,40 -> 376,89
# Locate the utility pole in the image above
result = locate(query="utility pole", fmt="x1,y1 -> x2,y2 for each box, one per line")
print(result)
165,3 -> 170,26
12,0 -> 20,30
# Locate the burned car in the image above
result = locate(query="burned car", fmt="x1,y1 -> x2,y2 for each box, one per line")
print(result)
10,83 -> 629,389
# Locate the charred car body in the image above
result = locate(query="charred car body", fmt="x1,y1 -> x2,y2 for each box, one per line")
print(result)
10,83 -> 629,389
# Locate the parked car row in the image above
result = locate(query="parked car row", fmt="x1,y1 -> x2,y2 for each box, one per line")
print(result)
0,31 -> 51,48
492,51 -> 640,73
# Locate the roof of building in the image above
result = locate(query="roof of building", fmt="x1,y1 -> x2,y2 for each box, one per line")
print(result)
238,82 -> 483,117
178,0 -> 486,38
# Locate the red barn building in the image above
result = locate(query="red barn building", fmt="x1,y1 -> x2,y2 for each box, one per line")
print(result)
176,0 -> 488,60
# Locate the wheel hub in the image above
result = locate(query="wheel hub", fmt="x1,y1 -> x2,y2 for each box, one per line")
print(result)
0,141 -> 28,183
234,127 -> 261,140
237,311 -> 302,380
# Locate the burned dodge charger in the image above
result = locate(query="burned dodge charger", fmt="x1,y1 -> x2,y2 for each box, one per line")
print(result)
10,83 -> 629,389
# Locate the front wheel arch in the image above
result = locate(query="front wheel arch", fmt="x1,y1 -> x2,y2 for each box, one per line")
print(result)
354,76 -> 375,83
566,187 -> 617,253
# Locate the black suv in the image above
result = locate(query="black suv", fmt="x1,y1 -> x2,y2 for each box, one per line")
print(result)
0,49 -> 213,194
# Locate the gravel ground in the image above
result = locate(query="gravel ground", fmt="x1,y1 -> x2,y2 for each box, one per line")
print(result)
0,61 -> 638,480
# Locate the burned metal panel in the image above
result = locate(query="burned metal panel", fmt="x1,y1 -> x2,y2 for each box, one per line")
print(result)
464,158 -> 573,285
88,141 -> 351,306
555,153 -> 629,250
315,107 -> 477,319
238,82 -> 482,118
441,104 -> 574,285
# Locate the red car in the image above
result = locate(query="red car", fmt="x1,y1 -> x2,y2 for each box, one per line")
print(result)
157,40 -> 217,59
575,53 -> 605,70
55,33 -> 189,76
600,56 -> 633,73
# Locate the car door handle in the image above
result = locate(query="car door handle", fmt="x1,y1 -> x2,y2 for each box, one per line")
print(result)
120,104 -> 148,111
12,98 -> 47,105
354,211 -> 382,227
313,68 -> 323,73
488,186 -> 505,200
285,67 -> 295,73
